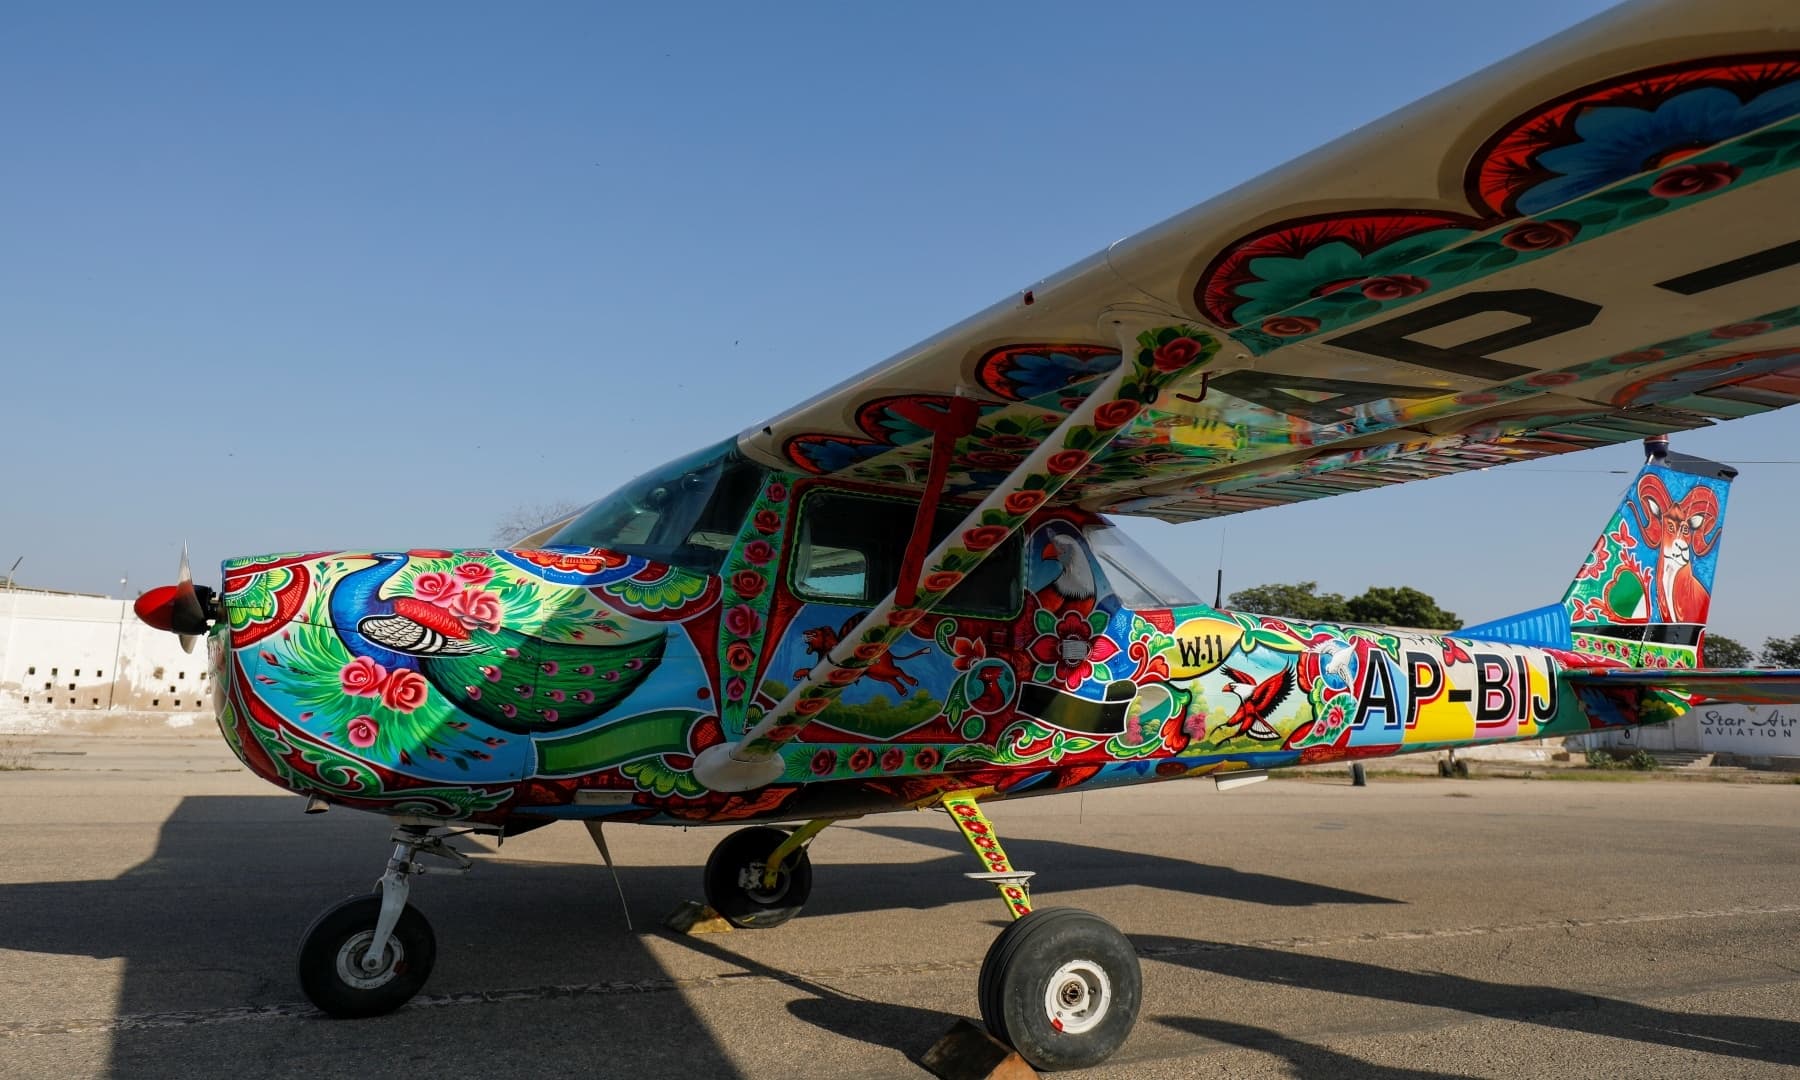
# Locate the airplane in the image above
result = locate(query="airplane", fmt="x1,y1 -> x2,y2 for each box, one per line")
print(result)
131,1 -> 1800,1070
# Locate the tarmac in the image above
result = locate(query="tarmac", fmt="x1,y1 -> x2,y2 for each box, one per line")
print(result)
1,734 -> 1797,1079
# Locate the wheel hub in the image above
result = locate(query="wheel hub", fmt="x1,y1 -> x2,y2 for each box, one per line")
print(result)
1043,958 -> 1111,1035
737,861 -> 788,905
337,930 -> 406,990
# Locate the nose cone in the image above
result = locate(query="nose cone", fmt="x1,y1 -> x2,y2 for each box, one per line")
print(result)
133,585 -> 181,631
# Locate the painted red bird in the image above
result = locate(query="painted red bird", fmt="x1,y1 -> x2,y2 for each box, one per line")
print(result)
1214,665 -> 1294,742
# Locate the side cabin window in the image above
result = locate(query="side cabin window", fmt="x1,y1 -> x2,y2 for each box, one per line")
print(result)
1083,524 -> 1202,608
791,490 -> 1022,618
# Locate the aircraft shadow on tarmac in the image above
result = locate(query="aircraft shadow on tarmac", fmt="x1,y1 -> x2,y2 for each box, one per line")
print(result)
1138,934 -> 1800,1070
0,794 -> 1403,1078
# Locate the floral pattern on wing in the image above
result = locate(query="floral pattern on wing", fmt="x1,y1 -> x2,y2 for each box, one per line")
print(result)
1195,210 -> 1482,329
973,344 -> 1123,403
1469,53 -> 1800,217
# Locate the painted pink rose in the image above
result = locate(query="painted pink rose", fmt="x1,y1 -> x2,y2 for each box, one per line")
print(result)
880,747 -> 905,772
1003,490 -> 1047,517
744,540 -> 775,566
1151,336 -> 1203,372
1649,161 -> 1740,199
339,656 -> 388,697
724,603 -> 760,638
753,510 -> 780,534
1501,220 -> 1578,251
725,676 -> 748,701
1712,321 -> 1774,339
794,696 -> 830,716
765,482 -> 788,503
923,570 -> 963,593
962,525 -> 1008,552
1046,449 -> 1088,476
412,572 -> 459,605
381,668 -> 430,713
346,715 -> 379,748
726,641 -> 755,671
450,588 -> 503,632
810,749 -> 837,775
1262,316 -> 1320,337
1360,274 -> 1429,301
1525,370 -> 1580,386
1091,400 -> 1140,431
454,562 -> 495,587
731,569 -> 765,599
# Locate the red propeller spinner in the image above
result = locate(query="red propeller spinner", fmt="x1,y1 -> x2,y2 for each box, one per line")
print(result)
132,545 -> 214,652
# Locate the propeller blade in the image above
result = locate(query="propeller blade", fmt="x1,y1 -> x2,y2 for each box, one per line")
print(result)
174,544 -> 204,652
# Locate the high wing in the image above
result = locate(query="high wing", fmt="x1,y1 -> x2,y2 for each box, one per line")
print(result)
1566,667 -> 1800,705
735,0 -> 1800,521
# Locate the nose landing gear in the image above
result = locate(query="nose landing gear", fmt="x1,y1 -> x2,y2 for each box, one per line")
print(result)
297,825 -> 472,1018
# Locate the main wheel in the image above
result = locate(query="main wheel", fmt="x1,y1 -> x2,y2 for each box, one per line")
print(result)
703,825 -> 813,928
978,908 -> 1141,1071
298,893 -> 436,1018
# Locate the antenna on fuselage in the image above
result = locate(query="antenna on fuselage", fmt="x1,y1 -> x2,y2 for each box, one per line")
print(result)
1213,526 -> 1227,608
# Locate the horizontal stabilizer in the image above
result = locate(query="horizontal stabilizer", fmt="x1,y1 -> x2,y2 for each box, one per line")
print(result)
1564,668 -> 1800,705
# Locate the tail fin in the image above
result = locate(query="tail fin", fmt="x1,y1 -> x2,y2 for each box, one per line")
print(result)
1460,438 -> 1736,667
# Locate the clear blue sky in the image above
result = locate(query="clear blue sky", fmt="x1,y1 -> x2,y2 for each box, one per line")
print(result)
4,1 -> 1797,649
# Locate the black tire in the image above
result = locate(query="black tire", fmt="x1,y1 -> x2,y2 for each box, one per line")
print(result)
703,826 -> 813,928
978,908 -> 1141,1071
1436,758 -> 1452,778
297,893 -> 436,1018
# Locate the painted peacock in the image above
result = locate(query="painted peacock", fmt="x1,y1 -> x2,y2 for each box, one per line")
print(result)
330,553 -> 665,736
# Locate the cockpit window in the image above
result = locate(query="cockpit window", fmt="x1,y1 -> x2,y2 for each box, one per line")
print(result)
548,442 -> 768,573
1084,523 -> 1202,607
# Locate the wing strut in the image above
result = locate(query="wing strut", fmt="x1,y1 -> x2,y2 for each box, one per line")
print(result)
693,320 -> 1220,791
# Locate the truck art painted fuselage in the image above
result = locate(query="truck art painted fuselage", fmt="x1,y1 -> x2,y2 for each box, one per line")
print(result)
206,456 -> 1700,831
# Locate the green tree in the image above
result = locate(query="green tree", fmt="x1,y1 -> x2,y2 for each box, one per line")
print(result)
1226,582 -> 1349,622
1701,633 -> 1752,668
1344,586 -> 1461,630
1760,634 -> 1800,668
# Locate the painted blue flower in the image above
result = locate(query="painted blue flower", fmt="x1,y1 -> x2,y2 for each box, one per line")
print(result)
792,437 -> 883,474
1235,232 -> 1470,325
998,349 -> 1120,403
1522,84 -> 1800,215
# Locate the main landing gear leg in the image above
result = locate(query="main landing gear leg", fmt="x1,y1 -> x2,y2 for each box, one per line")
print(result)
942,793 -> 1143,1072
297,825 -> 472,1018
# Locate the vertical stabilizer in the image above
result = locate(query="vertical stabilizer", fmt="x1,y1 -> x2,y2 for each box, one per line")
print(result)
1459,438 -> 1735,668
1559,439 -> 1735,666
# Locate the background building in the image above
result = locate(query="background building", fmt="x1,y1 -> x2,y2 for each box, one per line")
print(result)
0,585 -> 212,733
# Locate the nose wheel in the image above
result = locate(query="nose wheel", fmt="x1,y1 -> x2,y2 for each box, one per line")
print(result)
298,893 -> 437,1018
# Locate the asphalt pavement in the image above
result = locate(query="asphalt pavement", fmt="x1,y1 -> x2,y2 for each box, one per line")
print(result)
1,734 -> 1797,1079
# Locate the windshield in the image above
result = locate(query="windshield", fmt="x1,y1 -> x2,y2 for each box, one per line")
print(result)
548,441 -> 768,573
1085,523 -> 1203,607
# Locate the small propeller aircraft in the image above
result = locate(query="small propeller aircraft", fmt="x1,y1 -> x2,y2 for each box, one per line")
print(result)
134,1 -> 1800,1069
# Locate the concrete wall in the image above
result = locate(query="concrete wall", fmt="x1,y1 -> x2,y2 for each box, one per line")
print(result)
0,589 -> 213,734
